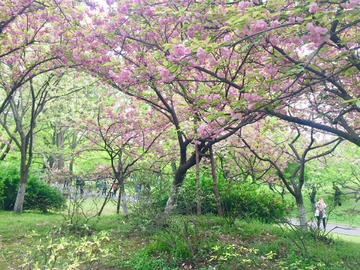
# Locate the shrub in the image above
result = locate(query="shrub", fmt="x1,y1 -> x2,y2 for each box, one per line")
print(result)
176,172 -> 292,223
220,182 -> 292,224
21,231 -> 113,270
0,162 -> 66,212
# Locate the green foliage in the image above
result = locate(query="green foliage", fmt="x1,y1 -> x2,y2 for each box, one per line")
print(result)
21,231 -> 113,270
177,172 -> 292,224
121,250 -> 180,270
281,162 -> 312,184
221,182 -> 292,225
1,211 -> 360,269
0,162 -> 66,212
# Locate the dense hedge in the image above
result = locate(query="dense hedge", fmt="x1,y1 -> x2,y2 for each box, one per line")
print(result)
175,172 -> 292,223
0,162 -> 66,212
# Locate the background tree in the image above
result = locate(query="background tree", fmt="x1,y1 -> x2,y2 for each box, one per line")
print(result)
241,120 -> 343,228
81,96 -> 169,215
33,75 -> 97,172
0,72 -> 85,213
316,144 -> 360,211
0,0 -> 88,115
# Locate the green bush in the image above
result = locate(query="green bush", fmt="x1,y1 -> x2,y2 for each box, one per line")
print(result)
220,183 -> 292,224
0,162 -> 66,212
176,172 -> 292,223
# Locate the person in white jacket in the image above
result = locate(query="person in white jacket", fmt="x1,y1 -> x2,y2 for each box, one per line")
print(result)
315,197 -> 327,230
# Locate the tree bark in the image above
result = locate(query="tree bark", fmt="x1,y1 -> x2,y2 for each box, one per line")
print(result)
210,146 -> 223,217
117,180 -> 128,216
13,154 -> 29,213
56,126 -> 67,169
351,195 -> 360,211
165,145 -> 208,214
295,194 -> 307,229
121,187 -> 128,216
69,160 -> 74,172
165,184 -> 179,214
0,143 -> 11,160
196,145 -> 201,216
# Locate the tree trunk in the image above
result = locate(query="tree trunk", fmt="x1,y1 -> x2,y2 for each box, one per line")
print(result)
13,161 -> 29,213
165,161 -> 190,213
196,145 -> 201,216
0,141 -> 11,160
121,188 -> 128,216
56,127 -> 67,169
164,143 -> 212,214
117,183 -> 121,215
165,184 -> 179,214
351,195 -> 360,211
117,181 -> 128,216
295,194 -> 307,229
210,146 -> 223,217
69,160 -> 74,172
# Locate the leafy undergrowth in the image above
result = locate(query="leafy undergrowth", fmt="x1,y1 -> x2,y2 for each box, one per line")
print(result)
0,211 -> 360,270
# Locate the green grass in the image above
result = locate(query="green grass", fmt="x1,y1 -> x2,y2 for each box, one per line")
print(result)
1,203 -> 360,270
332,233 -> 360,244
0,211 -> 63,243
63,193 -> 135,216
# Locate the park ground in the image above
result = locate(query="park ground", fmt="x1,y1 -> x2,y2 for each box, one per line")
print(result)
0,193 -> 360,270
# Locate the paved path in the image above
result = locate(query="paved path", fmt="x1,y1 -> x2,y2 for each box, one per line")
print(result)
288,218 -> 360,236
52,184 -> 137,202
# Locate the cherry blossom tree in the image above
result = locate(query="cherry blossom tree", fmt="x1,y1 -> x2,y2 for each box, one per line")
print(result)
240,120 -> 343,228
0,0 -> 91,115
0,0 -> 96,213
84,0 -> 360,148
53,0 -> 357,212
80,95 -> 169,215
7,0 -> 357,214
71,0 -> 265,212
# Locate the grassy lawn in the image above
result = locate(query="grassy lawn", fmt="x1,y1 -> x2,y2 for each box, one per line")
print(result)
0,209 -> 359,270
1,186 -> 359,270
332,233 -> 360,244
0,211 -> 63,244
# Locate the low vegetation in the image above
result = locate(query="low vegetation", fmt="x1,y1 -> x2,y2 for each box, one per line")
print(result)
1,205 -> 360,270
0,163 -> 66,213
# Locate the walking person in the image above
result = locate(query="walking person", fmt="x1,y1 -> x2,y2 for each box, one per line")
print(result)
101,180 -> 108,196
136,183 -> 141,201
334,186 -> 342,206
96,179 -> 101,193
113,182 -> 118,198
80,179 -> 85,195
310,185 -> 316,211
75,177 -> 80,193
315,197 -> 327,230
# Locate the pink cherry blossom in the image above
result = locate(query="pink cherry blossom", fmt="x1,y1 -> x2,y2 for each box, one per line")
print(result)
196,47 -> 207,60
309,3 -> 319,13
250,19 -> 268,32
173,45 -> 186,58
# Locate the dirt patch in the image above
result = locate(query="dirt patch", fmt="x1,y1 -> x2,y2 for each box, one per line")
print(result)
217,234 -> 248,247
